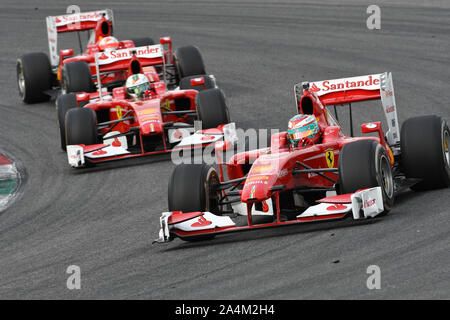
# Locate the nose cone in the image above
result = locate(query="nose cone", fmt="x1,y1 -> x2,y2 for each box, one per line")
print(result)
241,177 -> 273,202
240,152 -> 290,202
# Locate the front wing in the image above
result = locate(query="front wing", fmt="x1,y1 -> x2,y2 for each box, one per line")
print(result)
154,187 -> 384,243
66,123 -> 237,168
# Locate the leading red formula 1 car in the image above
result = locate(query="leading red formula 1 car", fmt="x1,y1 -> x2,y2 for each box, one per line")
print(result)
16,9 -> 202,103
62,44 -> 236,168
155,72 -> 450,243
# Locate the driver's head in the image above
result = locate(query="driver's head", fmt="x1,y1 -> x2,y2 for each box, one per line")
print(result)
98,36 -> 119,52
125,73 -> 151,99
287,114 -> 320,148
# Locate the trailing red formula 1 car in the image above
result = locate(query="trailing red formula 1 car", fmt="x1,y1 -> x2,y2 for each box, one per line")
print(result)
61,44 -> 236,168
155,72 -> 450,243
16,8 -> 204,103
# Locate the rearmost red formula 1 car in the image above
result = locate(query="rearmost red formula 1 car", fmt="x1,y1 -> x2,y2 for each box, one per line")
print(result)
16,9 -> 205,103
61,44 -> 236,168
155,72 -> 450,243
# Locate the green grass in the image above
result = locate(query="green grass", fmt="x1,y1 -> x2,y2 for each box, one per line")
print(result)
0,179 -> 17,195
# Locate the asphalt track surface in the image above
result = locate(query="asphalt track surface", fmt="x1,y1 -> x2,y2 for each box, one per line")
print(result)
0,0 -> 449,299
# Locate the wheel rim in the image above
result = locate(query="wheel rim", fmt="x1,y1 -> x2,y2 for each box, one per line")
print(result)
61,68 -> 68,95
379,154 -> 394,198
442,128 -> 450,168
17,62 -> 25,98
205,169 -> 221,213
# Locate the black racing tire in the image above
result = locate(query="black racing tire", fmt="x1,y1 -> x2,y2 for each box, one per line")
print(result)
56,93 -> 77,151
174,46 -> 206,79
168,164 -> 221,214
61,61 -> 95,94
400,115 -> 450,190
65,108 -> 98,146
196,88 -> 230,129
338,139 -> 394,214
16,52 -> 52,103
179,75 -> 216,91
130,37 -> 155,47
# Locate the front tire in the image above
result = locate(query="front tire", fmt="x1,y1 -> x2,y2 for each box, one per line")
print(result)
168,164 -> 221,241
196,88 -> 230,129
56,93 -> 77,151
65,108 -> 98,146
338,139 -> 394,214
401,115 -> 450,190
16,52 -> 52,103
168,164 -> 221,213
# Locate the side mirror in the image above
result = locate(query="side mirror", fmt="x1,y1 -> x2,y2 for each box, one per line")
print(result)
159,36 -> 172,45
60,49 -> 74,59
159,36 -> 173,64
76,93 -> 90,107
361,121 -> 381,134
190,77 -> 205,87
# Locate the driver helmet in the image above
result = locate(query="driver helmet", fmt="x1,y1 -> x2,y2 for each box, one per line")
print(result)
287,114 -> 320,147
98,36 -> 119,51
125,73 -> 151,99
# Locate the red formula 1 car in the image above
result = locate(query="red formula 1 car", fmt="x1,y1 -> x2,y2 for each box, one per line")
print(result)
62,44 -> 236,168
155,72 -> 450,243
16,9 -> 197,103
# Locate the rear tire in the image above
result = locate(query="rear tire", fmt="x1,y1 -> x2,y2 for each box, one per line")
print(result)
196,88 -> 230,129
56,93 -> 77,151
400,115 -> 450,190
62,61 -> 94,94
175,46 -> 206,79
65,108 -> 98,146
179,75 -> 216,91
130,37 -> 155,47
338,140 -> 394,214
16,52 -> 52,103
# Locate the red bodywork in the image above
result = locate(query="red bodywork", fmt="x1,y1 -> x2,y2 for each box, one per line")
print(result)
162,78 -> 395,242
68,63 -> 224,165
51,13 -> 173,88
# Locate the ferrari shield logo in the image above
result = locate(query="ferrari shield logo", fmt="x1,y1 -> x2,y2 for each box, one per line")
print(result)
325,150 -> 335,168
116,106 -> 123,119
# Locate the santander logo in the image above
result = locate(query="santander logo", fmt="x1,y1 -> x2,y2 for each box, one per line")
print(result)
55,12 -> 102,25
98,52 -> 109,60
310,83 -> 320,92
326,204 -> 347,211
201,135 -> 215,141
173,129 -> 183,139
191,216 -> 212,228
92,149 -> 107,156
310,75 -> 381,96
97,45 -> 162,65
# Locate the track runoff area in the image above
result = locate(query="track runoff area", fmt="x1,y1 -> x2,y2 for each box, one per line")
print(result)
0,154 -> 20,212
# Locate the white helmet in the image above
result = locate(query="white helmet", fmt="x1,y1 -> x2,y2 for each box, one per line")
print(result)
126,74 -> 150,99
98,36 -> 119,51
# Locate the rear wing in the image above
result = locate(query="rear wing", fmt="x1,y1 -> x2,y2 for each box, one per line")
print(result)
46,9 -> 114,67
295,72 -> 400,146
94,45 -> 165,100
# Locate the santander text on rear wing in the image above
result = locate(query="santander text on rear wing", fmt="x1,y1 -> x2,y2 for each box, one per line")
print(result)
295,72 -> 400,146
46,9 -> 114,66
93,45 -> 165,99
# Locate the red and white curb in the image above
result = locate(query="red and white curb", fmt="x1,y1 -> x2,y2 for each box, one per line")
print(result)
0,154 -> 20,211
